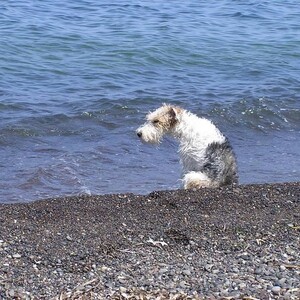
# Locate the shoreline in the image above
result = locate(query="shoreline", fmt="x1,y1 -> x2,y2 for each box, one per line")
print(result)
0,182 -> 299,299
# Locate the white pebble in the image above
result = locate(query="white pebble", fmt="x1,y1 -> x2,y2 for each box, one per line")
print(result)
271,286 -> 281,295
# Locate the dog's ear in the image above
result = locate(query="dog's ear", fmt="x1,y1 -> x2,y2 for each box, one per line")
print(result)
168,106 -> 177,118
168,106 -> 180,125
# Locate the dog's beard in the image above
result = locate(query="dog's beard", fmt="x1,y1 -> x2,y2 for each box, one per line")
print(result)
137,124 -> 163,144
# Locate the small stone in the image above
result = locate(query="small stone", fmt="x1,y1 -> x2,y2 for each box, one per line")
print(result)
66,235 -> 72,241
159,267 -> 168,274
254,267 -> 262,275
100,266 -> 110,272
228,292 -> 241,299
12,253 -> 21,259
56,268 -> 63,274
105,281 -> 114,289
239,252 -> 250,260
263,269 -> 271,276
8,289 -> 15,297
204,264 -> 213,272
117,276 -> 127,284
283,292 -> 292,300
279,265 -> 286,271
182,268 -> 192,276
238,282 -> 247,289
285,246 -> 295,255
271,286 -> 281,295
220,289 -> 229,297
224,279 -> 231,287
278,278 -> 286,286
179,281 -> 189,288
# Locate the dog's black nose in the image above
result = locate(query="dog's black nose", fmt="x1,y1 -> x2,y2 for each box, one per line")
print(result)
137,131 -> 142,138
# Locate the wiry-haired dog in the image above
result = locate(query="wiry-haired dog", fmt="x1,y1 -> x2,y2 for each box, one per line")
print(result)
136,104 -> 238,189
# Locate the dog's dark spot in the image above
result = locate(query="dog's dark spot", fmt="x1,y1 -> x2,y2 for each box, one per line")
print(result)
202,139 -> 238,185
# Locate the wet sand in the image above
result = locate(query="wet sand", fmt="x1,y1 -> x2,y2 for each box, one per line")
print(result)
0,182 -> 299,299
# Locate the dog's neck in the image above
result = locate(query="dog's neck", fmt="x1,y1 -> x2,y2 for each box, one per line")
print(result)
170,110 -> 225,146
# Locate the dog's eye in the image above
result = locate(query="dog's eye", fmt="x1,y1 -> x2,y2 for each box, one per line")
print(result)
152,119 -> 159,124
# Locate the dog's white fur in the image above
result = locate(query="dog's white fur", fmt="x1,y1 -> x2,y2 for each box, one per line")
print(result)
136,104 -> 238,189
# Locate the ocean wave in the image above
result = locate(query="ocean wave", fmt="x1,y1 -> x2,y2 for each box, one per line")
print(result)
206,98 -> 300,131
1,97 -> 299,140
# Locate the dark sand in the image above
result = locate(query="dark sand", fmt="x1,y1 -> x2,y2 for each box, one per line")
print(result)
0,182 -> 299,299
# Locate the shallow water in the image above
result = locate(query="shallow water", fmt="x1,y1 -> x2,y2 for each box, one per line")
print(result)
0,1 -> 299,202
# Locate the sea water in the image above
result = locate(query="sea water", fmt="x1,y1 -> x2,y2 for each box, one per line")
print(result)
0,0 -> 299,202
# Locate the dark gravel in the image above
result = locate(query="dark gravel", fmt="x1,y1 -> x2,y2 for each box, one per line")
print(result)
0,182 -> 299,299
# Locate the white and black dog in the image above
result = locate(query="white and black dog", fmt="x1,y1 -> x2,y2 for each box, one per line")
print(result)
136,104 -> 238,189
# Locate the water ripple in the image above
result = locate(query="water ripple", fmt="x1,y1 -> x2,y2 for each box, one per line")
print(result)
1,0 -> 300,201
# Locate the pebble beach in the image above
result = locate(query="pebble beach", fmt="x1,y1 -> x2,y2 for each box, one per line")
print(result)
0,182 -> 299,299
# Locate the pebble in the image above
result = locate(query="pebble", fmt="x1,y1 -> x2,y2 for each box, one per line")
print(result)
179,281 -> 189,288
117,276 -> 128,284
254,267 -> 262,275
159,267 -> 168,274
271,286 -> 281,295
182,268 -> 192,276
119,286 -> 127,293
66,235 -> 73,241
280,265 -> 286,271
100,266 -> 110,272
204,264 -> 214,272
238,282 -> 247,289
56,268 -> 63,275
0,183 -> 299,299
277,278 -> 286,286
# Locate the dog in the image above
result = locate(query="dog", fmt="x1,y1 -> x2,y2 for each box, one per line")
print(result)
136,104 -> 238,189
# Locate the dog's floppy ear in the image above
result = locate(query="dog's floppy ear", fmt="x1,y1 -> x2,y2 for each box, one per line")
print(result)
168,106 -> 177,119
167,106 -> 180,125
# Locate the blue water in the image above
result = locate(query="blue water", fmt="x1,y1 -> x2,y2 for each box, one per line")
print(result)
1,1 -> 299,202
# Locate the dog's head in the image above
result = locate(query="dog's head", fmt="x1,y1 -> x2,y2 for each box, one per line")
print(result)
136,104 -> 182,144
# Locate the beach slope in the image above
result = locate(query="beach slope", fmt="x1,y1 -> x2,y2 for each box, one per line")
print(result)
0,182 -> 299,299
